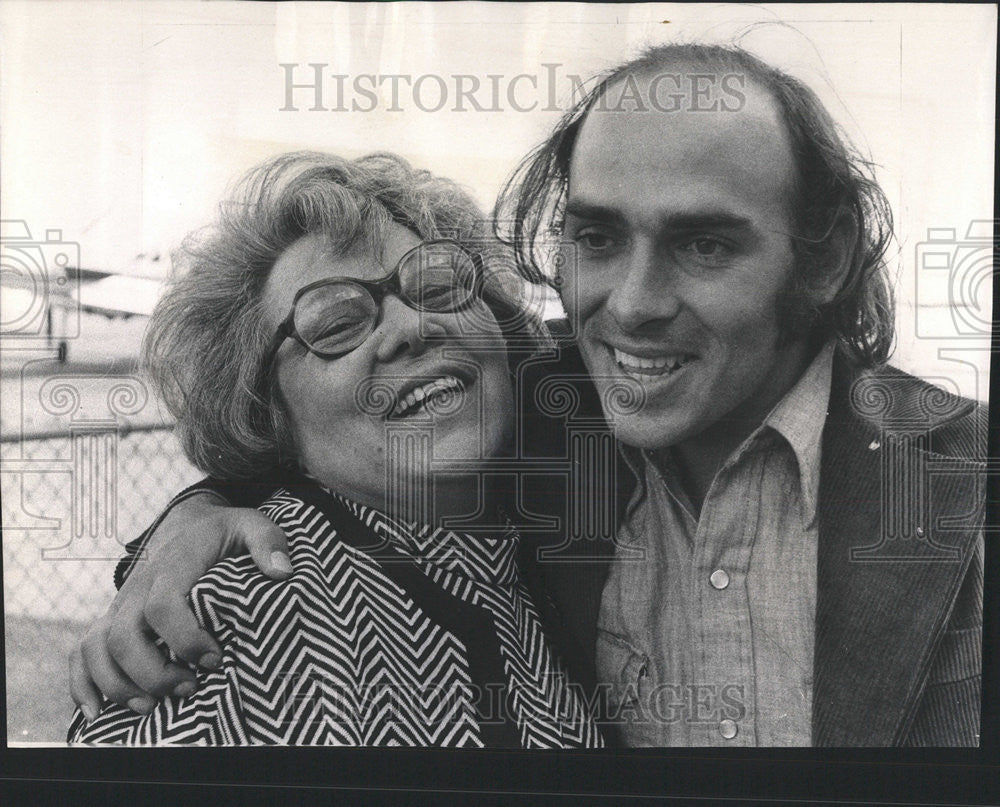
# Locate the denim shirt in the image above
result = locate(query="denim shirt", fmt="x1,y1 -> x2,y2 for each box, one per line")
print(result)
596,343 -> 834,746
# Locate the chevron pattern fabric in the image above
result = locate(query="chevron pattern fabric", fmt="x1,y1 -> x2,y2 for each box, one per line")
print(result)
68,484 -> 603,747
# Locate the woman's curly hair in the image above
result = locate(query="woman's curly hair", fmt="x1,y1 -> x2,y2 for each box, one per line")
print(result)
145,151 -> 546,479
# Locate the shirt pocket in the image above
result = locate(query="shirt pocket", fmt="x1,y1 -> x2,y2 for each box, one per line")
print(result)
596,629 -> 659,746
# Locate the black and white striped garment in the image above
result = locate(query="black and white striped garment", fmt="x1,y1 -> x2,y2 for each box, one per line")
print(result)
68,483 -> 604,747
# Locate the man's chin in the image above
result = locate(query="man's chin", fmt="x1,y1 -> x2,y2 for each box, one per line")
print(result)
607,413 -> 693,453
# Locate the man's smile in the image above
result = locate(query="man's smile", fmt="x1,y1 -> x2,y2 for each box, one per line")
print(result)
610,346 -> 697,380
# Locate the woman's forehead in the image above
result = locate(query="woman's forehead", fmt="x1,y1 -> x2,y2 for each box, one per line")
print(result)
262,225 -> 422,323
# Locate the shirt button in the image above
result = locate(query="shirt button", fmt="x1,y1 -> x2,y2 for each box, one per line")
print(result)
719,719 -> 738,739
709,569 -> 730,590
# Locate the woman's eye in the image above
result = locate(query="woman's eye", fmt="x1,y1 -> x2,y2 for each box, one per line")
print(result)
311,318 -> 363,342
319,319 -> 351,335
420,286 -> 454,302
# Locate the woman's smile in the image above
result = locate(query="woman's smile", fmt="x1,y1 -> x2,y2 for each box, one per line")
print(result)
265,228 -> 514,511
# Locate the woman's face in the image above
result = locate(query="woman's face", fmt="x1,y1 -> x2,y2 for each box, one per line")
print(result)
262,224 -> 514,511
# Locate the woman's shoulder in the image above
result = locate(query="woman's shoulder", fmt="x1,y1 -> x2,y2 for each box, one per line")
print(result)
191,486 -> 397,619
68,487 -> 406,746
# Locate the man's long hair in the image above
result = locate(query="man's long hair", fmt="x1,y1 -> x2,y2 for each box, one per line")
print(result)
495,43 -> 896,368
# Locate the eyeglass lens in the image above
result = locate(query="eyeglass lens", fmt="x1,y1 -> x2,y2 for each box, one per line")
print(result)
293,243 -> 477,355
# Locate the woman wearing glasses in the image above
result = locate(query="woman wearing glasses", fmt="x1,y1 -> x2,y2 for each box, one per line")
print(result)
67,152 -> 602,747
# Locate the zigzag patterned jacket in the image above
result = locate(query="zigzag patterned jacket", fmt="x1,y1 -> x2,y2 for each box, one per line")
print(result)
68,481 -> 604,747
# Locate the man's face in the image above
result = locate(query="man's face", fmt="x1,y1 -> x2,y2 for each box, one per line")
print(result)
561,73 -> 813,454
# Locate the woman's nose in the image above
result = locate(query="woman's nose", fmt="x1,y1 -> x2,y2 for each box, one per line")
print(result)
373,294 -> 446,362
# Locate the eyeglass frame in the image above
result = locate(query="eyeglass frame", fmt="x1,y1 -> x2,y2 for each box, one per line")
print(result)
262,238 -> 485,366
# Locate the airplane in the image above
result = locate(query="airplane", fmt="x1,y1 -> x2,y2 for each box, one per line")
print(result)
1,220 -> 167,362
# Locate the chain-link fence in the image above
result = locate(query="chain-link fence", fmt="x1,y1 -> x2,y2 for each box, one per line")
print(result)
3,422 -> 204,743
2,425 -> 203,621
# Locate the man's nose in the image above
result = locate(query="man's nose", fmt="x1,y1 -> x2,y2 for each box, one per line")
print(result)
373,294 -> 445,362
604,243 -> 681,332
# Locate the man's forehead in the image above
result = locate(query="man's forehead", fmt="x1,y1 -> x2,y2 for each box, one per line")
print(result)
574,71 -> 787,159
567,72 -> 796,221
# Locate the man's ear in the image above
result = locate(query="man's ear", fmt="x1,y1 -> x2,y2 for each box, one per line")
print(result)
811,211 -> 859,307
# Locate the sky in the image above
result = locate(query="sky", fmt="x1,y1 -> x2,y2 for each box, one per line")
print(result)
1,1 -> 995,397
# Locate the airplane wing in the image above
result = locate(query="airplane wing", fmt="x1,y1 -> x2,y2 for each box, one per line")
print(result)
71,274 -> 165,318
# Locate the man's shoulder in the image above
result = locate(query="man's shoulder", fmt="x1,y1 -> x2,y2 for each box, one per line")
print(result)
836,359 -> 986,458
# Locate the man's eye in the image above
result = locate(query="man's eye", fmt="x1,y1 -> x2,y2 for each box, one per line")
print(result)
691,238 -> 722,255
678,237 -> 733,264
573,231 -> 616,251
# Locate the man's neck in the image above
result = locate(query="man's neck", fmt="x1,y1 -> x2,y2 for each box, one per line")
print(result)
669,440 -> 737,517
667,338 -> 819,512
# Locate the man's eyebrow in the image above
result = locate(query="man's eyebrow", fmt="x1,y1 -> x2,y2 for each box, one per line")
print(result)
564,201 -> 757,234
563,200 -> 625,225
659,211 -> 756,232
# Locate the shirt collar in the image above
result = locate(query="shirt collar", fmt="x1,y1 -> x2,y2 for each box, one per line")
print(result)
617,341 -> 836,526
759,340 -> 836,525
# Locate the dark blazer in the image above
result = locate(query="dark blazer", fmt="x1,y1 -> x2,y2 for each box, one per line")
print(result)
518,338 -> 986,747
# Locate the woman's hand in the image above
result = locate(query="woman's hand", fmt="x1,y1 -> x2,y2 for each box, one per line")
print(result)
68,492 -> 292,720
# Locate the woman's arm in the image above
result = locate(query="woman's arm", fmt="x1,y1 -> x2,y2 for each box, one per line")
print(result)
69,488 -> 291,721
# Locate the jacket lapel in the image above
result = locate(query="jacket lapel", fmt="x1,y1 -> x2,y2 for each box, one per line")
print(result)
813,361 -> 984,745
